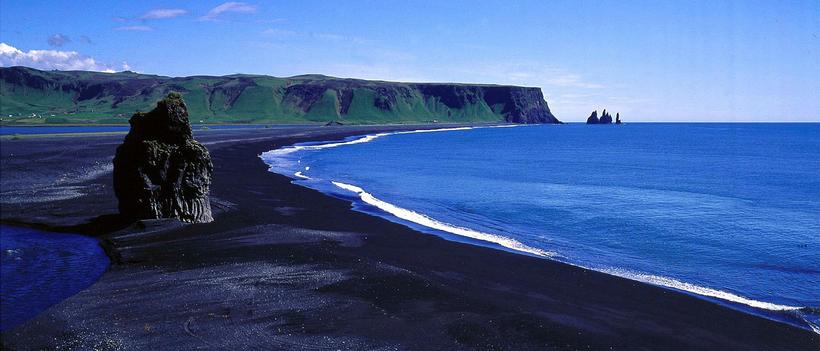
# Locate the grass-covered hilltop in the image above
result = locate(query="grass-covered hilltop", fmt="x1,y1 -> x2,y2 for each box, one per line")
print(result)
0,66 -> 560,125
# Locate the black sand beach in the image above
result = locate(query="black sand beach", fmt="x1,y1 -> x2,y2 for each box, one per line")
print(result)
1,126 -> 817,350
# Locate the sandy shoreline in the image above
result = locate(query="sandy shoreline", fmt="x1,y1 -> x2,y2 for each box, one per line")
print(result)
1,126 -> 817,350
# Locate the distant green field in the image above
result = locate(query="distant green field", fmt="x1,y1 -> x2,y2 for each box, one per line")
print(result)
0,66 -> 559,125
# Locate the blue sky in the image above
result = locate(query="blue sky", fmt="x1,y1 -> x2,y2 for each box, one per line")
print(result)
1,0 -> 818,121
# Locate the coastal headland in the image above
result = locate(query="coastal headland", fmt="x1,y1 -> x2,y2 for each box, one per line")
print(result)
1,126 -> 817,350
0,67 -> 559,125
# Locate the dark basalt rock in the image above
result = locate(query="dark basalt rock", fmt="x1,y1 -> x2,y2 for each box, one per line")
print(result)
586,110 -> 600,124
113,92 -> 213,223
586,109 -> 618,124
599,109 -> 613,124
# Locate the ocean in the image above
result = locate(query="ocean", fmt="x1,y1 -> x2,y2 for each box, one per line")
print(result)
261,123 -> 820,332
0,226 -> 109,331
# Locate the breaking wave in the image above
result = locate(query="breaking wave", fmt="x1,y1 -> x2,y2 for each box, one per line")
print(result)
595,267 -> 802,311
259,124 -> 819,334
331,181 -> 556,258
331,180 -> 809,315
261,125 -> 519,158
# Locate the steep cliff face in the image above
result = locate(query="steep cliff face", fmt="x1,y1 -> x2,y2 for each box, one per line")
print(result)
486,86 -> 557,124
0,66 -> 560,124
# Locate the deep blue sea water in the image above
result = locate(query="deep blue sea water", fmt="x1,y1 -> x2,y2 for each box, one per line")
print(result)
261,123 -> 820,332
0,225 -> 109,330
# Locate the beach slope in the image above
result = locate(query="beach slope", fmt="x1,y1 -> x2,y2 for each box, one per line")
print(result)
1,126 -> 817,350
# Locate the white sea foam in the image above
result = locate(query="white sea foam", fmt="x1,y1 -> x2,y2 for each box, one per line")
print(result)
597,267 -> 803,312
260,125 -> 519,158
807,320 -> 820,334
259,123 -> 816,327
331,179 -> 805,313
331,181 -> 556,258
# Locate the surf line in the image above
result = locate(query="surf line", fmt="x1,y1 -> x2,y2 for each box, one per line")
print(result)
260,124 -> 817,334
331,181 -> 556,258
261,124 -> 523,158
332,180 -> 806,315
333,178 -> 813,322
594,267 -> 803,312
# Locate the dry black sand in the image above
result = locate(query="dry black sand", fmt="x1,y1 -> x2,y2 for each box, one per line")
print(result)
1,126 -> 818,350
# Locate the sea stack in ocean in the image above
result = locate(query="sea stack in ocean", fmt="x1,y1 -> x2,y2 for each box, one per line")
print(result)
599,109 -> 613,124
586,110 -> 599,124
586,109 -> 620,124
113,92 -> 214,223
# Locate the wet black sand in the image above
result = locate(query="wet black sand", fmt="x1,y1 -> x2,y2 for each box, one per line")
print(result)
1,126 -> 818,350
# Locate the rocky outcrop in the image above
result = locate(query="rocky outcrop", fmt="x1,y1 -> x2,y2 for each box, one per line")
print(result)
586,111 -> 599,124
113,93 -> 213,223
599,109 -> 613,124
586,109 -> 619,124
481,86 -> 559,124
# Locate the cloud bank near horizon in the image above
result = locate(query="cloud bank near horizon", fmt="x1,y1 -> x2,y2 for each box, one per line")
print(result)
0,42 -> 126,72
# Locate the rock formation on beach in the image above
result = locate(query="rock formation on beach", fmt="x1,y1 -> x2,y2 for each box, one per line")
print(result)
586,109 -> 620,124
113,92 -> 213,223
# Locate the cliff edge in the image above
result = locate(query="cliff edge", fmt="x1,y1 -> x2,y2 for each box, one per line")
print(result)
0,66 -> 560,125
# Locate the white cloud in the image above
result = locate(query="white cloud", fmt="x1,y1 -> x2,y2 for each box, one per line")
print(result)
314,33 -> 345,41
258,30 -> 374,45
261,28 -> 297,38
0,42 -> 118,72
199,2 -> 257,21
433,61 -> 605,91
491,64 -> 604,89
141,8 -> 188,20
307,62 -> 431,83
427,60 -> 638,120
313,33 -> 372,45
47,34 -> 71,47
115,25 -> 154,31
543,73 -> 604,89
256,18 -> 286,24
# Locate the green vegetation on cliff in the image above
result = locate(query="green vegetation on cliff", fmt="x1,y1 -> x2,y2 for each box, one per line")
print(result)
0,66 -> 559,125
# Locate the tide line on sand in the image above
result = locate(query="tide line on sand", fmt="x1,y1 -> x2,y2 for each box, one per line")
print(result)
331,180 -> 809,315
259,123 -> 817,334
331,181 -> 556,258
260,124 -> 521,158
595,267 -> 803,311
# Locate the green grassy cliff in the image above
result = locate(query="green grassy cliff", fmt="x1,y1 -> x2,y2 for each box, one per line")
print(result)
0,66 -> 559,125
